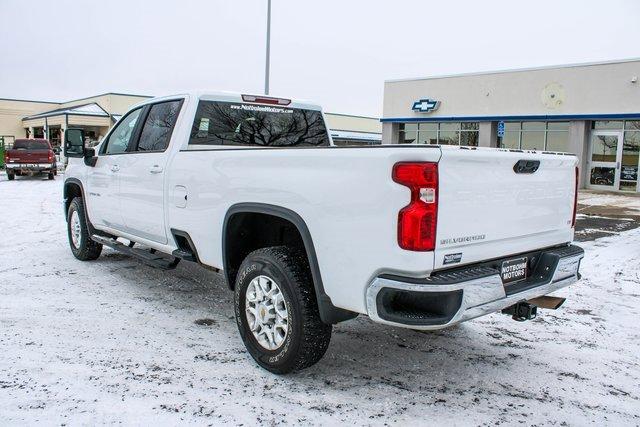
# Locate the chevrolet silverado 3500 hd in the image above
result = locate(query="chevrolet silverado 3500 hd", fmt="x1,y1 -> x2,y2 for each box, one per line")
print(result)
63,92 -> 584,373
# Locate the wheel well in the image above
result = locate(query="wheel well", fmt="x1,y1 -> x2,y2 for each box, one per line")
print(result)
224,212 -> 306,289
64,182 -> 83,216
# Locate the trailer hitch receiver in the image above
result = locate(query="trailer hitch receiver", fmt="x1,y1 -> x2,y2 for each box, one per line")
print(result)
502,301 -> 537,321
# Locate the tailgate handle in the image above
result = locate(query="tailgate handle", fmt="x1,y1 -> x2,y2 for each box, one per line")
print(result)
513,160 -> 540,174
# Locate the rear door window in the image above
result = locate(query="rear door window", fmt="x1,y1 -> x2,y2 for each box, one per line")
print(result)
189,101 -> 330,147
135,100 -> 183,152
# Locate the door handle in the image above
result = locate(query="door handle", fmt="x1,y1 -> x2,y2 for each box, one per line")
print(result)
111,165 -> 120,172
149,165 -> 163,174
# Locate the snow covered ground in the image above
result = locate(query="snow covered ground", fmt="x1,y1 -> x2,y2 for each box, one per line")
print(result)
1,175 -> 639,426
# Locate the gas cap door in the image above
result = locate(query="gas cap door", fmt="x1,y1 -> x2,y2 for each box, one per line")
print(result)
173,185 -> 188,208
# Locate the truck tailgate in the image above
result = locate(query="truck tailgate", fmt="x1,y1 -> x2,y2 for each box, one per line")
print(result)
6,149 -> 50,163
434,147 -> 577,269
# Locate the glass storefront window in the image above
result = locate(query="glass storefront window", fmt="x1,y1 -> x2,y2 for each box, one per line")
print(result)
547,121 -> 569,131
521,131 -> 545,150
593,121 -> 623,130
439,122 -> 459,132
460,131 -> 479,146
418,130 -> 437,144
621,131 -> 639,190
624,121 -> 640,130
498,121 -> 570,151
591,135 -> 618,162
419,123 -> 437,131
399,130 -> 417,144
438,131 -> 459,145
397,122 -> 478,146
501,131 -> 519,149
522,121 -> 546,130
546,131 -> 570,152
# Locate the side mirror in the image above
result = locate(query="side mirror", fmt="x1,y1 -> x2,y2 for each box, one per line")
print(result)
83,147 -> 97,167
64,128 -> 85,158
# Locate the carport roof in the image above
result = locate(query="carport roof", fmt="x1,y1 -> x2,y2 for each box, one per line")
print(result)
23,102 -> 109,120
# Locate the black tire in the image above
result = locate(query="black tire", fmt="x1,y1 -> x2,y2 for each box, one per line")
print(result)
48,172 -> 54,180
234,246 -> 332,374
7,172 -> 15,181
67,197 -> 102,261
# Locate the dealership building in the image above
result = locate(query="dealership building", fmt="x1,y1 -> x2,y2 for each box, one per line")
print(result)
382,58 -> 640,193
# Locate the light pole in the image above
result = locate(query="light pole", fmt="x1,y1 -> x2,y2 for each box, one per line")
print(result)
264,0 -> 271,95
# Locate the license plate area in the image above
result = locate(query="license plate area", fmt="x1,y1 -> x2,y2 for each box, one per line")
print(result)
500,257 -> 528,285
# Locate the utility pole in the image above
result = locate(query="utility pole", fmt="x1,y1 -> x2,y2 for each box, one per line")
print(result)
265,0 -> 271,95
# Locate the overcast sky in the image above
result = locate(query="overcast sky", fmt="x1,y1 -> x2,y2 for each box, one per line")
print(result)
1,0 -> 639,117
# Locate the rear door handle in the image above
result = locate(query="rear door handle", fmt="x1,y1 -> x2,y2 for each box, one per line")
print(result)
149,164 -> 163,174
111,165 -> 120,172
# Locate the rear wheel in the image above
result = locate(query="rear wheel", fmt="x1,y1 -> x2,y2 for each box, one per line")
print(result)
7,171 -> 15,181
234,246 -> 332,374
67,197 -> 102,260
48,172 -> 54,180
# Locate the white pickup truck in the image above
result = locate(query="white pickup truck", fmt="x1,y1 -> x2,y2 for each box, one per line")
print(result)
63,92 -> 584,374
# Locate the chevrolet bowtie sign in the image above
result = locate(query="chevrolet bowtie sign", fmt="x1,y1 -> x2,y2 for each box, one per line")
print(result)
412,99 -> 440,113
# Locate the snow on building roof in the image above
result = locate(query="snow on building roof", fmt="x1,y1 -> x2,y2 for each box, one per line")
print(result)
23,102 -> 109,120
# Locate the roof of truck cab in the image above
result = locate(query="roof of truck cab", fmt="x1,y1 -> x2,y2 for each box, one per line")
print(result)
132,91 -> 323,112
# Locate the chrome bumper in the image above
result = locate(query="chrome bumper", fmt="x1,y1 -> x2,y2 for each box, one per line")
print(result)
6,163 -> 54,170
366,245 -> 584,330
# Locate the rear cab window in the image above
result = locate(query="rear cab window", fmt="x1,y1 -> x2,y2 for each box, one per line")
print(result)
189,101 -> 330,147
13,140 -> 49,150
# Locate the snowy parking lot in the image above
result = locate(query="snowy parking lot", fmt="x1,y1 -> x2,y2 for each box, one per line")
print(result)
1,175 -> 639,425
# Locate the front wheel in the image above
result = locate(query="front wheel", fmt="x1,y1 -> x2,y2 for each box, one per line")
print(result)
234,246 -> 332,374
67,197 -> 102,260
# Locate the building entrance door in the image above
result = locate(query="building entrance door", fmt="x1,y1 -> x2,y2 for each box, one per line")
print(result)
587,130 -> 638,192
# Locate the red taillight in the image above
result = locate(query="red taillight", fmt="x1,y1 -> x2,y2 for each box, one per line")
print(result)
241,94 -> 291,106
393,162 -> 438,251
571,166 -> 579,227
48,150 -> 54,163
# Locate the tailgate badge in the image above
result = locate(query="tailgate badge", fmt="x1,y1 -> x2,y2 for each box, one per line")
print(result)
443,253 -> 462,265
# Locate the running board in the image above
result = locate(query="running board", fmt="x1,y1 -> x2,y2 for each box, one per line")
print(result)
91,235 -> 181,270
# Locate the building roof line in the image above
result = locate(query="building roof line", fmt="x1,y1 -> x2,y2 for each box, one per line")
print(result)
0,97 -> 60,104
381,113 -> 640,123
61,92 -> 153,104
0,91 -> 153,106
325,112 -> 380,120
329,128 -> 381,135
384,57 -> 640,84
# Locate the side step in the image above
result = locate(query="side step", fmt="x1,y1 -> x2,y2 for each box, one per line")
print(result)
91,235 -> 181,270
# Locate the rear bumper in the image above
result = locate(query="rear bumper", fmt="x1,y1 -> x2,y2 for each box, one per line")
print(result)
6,163 -> 55,172
365,244 -> 584,330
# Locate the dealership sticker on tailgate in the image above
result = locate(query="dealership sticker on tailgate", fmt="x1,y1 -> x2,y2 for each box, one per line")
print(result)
500,257 -> 528,285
